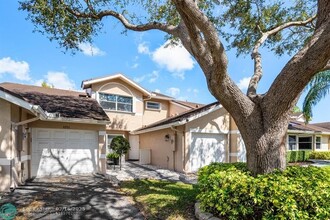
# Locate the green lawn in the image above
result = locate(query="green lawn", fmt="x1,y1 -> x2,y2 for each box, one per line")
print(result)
120,179 -> 198,220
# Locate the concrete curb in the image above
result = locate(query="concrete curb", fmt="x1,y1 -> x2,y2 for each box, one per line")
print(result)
195,202 -> 221,220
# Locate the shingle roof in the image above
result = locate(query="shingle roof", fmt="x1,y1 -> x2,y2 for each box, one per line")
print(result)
172,100 -> 205,109
0,82 -> 109,121
134,102 -> 220,132
310,122 -> 330,131
288,120 -> 330,133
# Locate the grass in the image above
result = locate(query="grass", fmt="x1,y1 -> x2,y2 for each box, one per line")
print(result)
120,179 -> 198,220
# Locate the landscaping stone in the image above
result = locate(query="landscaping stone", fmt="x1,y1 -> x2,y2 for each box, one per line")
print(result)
195,202 -> 221,220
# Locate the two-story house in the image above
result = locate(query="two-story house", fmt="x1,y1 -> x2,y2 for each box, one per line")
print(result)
81,73 -> 202,160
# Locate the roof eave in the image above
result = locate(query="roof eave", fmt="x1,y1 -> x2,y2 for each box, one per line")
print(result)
131,103 -> 222,134
41,117 -> 110,125
82,74 -> 151,96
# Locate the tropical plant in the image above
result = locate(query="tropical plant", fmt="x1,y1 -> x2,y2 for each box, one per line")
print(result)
303,70 -> 330,122
19,0 -> 330,175
110,136 -> 130,170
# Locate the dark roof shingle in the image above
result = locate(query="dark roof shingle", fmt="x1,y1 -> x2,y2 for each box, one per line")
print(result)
0,82 -> 109,121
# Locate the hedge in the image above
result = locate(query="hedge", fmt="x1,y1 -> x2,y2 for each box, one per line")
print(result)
309,151 -> 330,160
197,162 -> 330,220
286,150 -> 312,162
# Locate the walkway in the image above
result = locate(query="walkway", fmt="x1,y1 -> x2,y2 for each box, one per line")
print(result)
106,161 -> 197,186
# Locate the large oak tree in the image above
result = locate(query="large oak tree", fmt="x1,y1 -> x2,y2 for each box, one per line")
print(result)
19,0 -> 330,175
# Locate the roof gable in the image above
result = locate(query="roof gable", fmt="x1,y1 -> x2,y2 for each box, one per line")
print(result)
82,73 -> 151,96
132,102 -> 221,134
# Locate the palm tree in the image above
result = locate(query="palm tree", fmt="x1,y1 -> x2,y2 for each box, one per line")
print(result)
303,70 -> 330,122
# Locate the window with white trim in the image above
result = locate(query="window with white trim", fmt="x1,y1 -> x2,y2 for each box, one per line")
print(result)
298,136 -> 313,150
288,135 -> 297,151
287,135 -> 314,150
315,136 -> 321,150
146,101 -> 161,110
99,93 -> 133,112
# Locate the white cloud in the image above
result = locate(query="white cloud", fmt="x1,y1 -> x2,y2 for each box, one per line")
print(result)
154,89 -> 161,93
0,57 -> 30,81
78,42 -> 106,56
131,63 -> 139,69
237,77 -> 251,90
149,71 -> 159,83
152,41 -> 194,78
137,42 -> 150,55
133,75 -> 146,83
166,87 -> 180,97
134,71 -> 159,84
37,71 -> 76,90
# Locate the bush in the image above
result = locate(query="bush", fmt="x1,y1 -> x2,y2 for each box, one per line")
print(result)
197,163 -> 330,220
309,151 -> 330,160
286,150 -> 312,162
106,152 -> 120,159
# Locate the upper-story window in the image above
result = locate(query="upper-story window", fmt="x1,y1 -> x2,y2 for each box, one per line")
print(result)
99,92 -> 133,112
146,101 -> 161,110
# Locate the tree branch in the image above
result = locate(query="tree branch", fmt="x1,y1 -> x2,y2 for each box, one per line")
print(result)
322,60 -> 330,71
247,15 -> 317,96
62,2 -> 178,35
264,16 -> 330,121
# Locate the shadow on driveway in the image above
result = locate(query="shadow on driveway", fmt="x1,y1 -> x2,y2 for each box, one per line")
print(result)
0,173 -> 144,220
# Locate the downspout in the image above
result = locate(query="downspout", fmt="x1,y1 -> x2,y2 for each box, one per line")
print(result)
10,123 -> 15,191
171,126 -> 183,172
228,116 -> 232,163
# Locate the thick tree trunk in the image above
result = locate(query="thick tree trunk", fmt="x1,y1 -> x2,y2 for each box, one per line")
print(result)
227,97 -> 290,175
240,120 -> 288,175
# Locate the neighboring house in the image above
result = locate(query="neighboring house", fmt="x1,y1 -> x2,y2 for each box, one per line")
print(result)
0,83 -> 109,191
287,120 -> 330,151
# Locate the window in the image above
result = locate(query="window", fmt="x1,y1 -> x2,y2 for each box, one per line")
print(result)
316,136 -> 321,150
288,135 -> 314,150
146,101 -> 161,110
288,135 -> 297,151
99,93 -> 133,112
298,136 -> 313,150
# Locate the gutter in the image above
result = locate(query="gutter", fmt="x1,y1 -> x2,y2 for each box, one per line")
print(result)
131,121 -> 185,135
41,117 -> 110,125
131,104 -> 222,135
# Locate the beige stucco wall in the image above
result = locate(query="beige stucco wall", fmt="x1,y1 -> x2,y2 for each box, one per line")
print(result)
139,128 -> 183,171
320,135 -> 329,151
143,99 -> 170,126
0,99 -> 12,191
169,103 -> 190,117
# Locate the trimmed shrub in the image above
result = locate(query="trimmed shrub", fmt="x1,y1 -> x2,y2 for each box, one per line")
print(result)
197,163 -> 330,220
309,151 -> 330,160
286,150 -> 312,162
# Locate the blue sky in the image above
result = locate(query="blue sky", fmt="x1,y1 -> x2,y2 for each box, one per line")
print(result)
0,1 -> 329,123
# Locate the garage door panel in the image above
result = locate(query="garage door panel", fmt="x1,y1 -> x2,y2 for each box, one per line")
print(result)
53,130 -> 66,139
32,128 -> 98,177
36,130 -> 51,139
190,132 -> 226,172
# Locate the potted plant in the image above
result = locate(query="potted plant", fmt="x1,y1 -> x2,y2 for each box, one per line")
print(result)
110,136 -> 130,170
106,152 -> 120,165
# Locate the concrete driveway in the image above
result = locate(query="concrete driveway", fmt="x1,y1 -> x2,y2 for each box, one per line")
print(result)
0,173 -> 143,220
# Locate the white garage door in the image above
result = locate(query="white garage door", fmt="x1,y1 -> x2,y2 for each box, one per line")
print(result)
32,128 -> 98,177
189,132 -> 226,172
